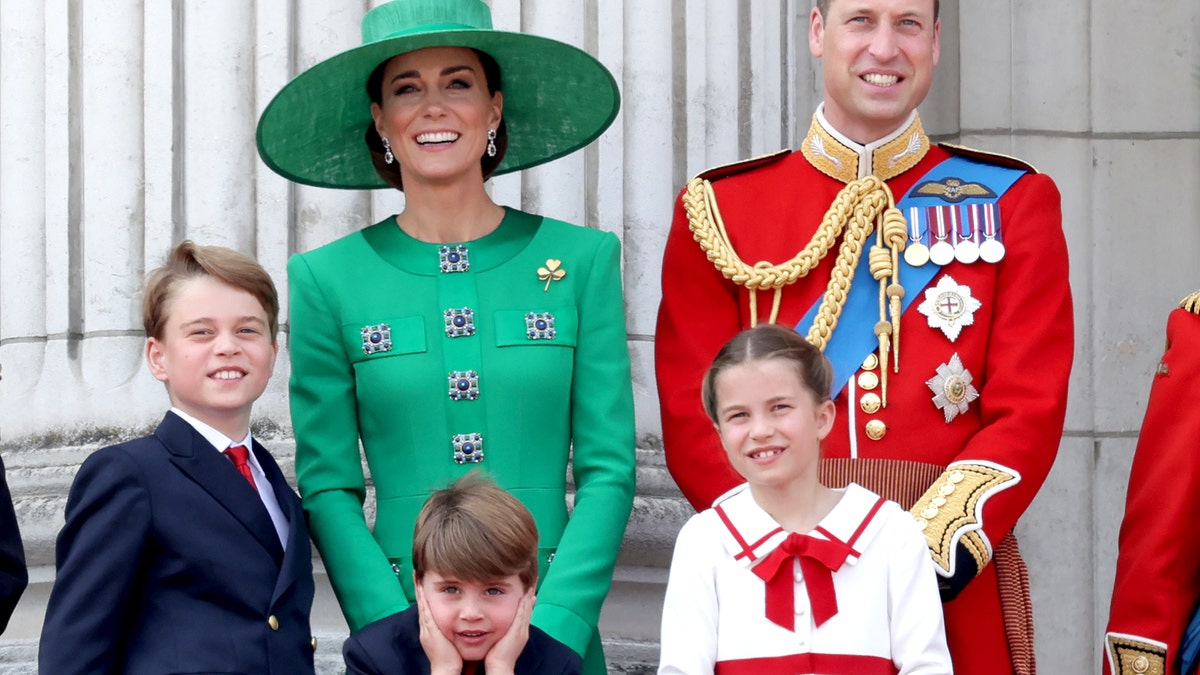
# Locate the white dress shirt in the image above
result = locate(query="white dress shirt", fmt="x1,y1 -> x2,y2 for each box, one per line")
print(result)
170,408 -> 290,548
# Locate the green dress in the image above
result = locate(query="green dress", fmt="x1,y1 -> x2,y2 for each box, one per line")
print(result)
287,208 -> 635,671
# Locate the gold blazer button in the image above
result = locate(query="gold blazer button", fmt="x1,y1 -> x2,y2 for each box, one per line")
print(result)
857,371 -> 880,391
864,419 -> 887,440
860,392 -> 882,414
268,615 -> 279,631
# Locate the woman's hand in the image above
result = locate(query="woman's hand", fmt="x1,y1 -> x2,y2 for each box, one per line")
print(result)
416,584 -> 464,675
482,589 -> 535,675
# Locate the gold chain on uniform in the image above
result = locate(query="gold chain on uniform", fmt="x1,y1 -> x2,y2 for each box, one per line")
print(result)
684,174 -> 909,404
1182,289 -> 1200,314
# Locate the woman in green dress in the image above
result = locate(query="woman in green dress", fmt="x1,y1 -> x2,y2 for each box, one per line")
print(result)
255,1 -> 634,671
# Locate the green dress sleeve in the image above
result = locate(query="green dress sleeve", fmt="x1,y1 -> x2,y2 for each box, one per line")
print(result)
530,231 -> 636,654
288,253 -> 409,631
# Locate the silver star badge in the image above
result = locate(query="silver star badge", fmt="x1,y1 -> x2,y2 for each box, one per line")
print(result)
917,275 -> 982,342
926,353 -> 979,423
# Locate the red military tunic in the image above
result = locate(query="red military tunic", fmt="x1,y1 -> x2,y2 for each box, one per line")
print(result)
1104,293 -> 1200,675
656,107 -> 1073,675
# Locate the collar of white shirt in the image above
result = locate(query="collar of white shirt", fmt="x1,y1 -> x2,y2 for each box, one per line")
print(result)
169,407 -> 266,478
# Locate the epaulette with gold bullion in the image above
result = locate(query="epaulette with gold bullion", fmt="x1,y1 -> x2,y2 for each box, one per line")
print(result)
1180,290 -> 1200,314
692,148 -> 792,183
1105,633 -> 1166,675
938,142 -> 1039,174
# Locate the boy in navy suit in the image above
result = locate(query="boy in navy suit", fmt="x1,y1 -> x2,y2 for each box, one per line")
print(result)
343,473 -> 580,675
39,241 -> 315,674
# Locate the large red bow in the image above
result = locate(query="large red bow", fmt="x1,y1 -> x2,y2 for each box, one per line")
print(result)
751,532 -> 854,630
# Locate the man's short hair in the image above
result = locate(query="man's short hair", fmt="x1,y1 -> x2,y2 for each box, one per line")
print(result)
412,473 -> 539,590
817,0 -> 940,20
142,240 -> 280,342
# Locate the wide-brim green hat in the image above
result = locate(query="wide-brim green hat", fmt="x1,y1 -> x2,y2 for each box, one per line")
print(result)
256,0 -> 620,190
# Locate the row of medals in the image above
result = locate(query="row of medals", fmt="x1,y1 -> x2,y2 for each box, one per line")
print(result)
902,205 -> 1005,267
867,202 -> 1000,439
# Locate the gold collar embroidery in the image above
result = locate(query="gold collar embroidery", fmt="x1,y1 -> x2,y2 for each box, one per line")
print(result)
801,108 -> 930,183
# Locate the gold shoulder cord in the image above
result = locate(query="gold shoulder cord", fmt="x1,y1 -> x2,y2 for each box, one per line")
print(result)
685,175 -> 908,404
1181,290 -> 1200,314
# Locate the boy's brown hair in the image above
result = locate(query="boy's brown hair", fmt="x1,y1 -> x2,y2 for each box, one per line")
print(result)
412,473 -> 539,590
142,240 -> 280,342
702,323 -> 834,423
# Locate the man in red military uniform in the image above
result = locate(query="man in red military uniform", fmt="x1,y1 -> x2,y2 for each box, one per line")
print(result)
1104,292 -> 1200,675
654,1 -> 1073,673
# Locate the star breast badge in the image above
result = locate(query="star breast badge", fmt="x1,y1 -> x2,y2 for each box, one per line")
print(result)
926,354 -> 979,423
917,275 -> 982,342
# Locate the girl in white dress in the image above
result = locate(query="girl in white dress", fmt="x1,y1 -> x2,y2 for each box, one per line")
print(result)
658,324 -> 952,675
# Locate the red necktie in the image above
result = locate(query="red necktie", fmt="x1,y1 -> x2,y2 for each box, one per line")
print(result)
226,444 -> 258,491
751,532 -> 854,630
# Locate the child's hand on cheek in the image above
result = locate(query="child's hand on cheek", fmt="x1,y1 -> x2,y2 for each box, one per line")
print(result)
482,589 -> 535,675
416,585 -> 463,675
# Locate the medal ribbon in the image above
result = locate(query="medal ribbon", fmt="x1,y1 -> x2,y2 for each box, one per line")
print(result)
931,207 -> 950,247
795,156 -> 1027,396
907,206 -> 923,242
983,202 -> 999,238
751,532 -> 854,630
967,204 -> 980,243
951,205 -> 965,245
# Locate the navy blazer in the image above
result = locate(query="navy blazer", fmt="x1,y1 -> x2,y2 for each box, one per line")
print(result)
343,605 -> 582,675
0,453 -> 27,634
39,412 -> 315,675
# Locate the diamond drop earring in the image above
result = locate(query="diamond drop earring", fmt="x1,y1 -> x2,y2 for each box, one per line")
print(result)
381,136 -> 394,164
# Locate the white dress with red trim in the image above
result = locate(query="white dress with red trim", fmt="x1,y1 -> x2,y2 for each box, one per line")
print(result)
658,482 -> 951,675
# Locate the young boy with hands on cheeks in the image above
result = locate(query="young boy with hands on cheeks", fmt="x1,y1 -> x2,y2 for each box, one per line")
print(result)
658,324 -> 951,674
344,473 -> 580,675
39,241 -> 315,675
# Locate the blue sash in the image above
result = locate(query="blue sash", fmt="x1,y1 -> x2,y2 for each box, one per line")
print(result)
1182,601 -> 1200,673
795,156 -> 1026,397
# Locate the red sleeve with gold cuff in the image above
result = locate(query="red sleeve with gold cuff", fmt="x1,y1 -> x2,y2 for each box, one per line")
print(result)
1104,294 -> 1200,675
